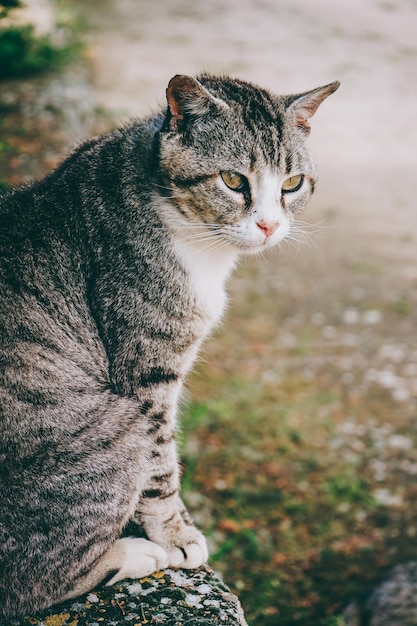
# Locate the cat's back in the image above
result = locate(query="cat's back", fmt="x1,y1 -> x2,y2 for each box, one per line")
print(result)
0,122 -> 138,306
0,116 -> 166,441
0,146 -> 114,445
0,176 -> 89,337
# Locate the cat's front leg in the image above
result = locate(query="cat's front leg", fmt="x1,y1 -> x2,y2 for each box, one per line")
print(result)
133,395 -> 208,569
137,488 -> 209,569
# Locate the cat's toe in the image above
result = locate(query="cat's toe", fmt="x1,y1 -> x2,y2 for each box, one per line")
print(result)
182,540 -> 209,568
167,546 -> 184,568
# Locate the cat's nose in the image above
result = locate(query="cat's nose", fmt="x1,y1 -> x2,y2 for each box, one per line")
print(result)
256,221 -> 279,238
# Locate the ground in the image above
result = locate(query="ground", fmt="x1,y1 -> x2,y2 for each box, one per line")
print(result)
2,1 -> 417,624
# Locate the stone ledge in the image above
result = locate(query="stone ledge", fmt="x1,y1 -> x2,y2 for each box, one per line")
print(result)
16,566 -> 248,626
343,561 -> 417,626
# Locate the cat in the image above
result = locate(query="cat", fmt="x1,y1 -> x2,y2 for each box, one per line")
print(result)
0,73 -> 339,620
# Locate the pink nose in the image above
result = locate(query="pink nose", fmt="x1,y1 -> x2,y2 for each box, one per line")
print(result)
256,221 -> 279,238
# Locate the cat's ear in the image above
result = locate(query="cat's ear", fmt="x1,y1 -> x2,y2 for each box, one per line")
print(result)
285,81 -> 340,133
165,74 -> 229,132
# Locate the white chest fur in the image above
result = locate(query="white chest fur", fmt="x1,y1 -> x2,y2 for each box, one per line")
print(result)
173,235 -> 238,329
157,199 -> 239,330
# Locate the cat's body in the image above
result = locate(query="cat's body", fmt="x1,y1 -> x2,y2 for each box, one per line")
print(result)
0,74 -> 339,620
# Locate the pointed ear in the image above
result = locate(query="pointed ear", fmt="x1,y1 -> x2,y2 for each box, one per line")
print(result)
165,74 -> 229,132
285,81 -> 340,133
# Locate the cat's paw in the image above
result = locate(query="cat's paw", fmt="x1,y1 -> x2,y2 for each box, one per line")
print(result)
140,514 -> 208,569
138,498 -> 209,569
106,537 -> 169,586
167,531 -> 209,569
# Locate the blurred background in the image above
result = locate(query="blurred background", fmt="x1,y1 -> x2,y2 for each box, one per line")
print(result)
1,1 -> 417,624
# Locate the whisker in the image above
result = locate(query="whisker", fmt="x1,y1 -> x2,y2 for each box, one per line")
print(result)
291,219 -> 333,242
285,235 -> 308,255
161,219 -> 224,232
282,237 -> 302,257
180,227 -> 224,241
279,218 -> 325,258
152,182 -> 173,192
181,234 -> 223,245
175,223 -> 224,230
295,218 -> 333,231
197,237 -> 230,254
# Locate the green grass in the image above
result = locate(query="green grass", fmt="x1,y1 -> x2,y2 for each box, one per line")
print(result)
180,358 -> 417,625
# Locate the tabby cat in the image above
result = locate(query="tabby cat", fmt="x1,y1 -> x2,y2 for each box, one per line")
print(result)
0,73 -> 339,620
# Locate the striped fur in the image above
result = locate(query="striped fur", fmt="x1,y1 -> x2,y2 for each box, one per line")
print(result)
0,74 -> 338,620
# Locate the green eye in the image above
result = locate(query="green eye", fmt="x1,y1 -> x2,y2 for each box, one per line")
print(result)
282,174 -> 304,193
220,171 -> 247,192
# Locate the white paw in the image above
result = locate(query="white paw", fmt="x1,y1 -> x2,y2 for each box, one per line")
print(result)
168,533 -> 209,569
106,537 -> 169,586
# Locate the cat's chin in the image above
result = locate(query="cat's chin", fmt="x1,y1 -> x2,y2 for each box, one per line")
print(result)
234,233 -> 289,255
241,244 -> 280,256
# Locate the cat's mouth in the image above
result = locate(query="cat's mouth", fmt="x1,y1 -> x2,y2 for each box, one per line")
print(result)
226,219 -> 291,253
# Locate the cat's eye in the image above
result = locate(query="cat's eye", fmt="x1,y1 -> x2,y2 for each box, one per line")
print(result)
282,174 -> 304,193
220,171 -> 247,192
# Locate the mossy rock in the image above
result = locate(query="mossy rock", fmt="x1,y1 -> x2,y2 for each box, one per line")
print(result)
18,566 -> 248,626
343,561 -> 417,626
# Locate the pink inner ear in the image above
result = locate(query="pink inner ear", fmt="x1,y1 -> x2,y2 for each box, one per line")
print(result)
294,100 -> 323,128
291,81 -> 341,126
166,75 -> 197,121
296,116 -> 310,130
167,86 -> 184,120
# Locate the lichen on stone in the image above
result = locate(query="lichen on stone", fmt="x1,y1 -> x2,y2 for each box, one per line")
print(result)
43,614 -> 71,626
20,566 -> 248,626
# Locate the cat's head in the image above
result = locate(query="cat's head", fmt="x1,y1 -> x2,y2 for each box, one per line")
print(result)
156,73 -> 339,254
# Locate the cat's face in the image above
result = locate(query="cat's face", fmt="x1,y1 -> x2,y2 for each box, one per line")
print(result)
156,74 -> 339,254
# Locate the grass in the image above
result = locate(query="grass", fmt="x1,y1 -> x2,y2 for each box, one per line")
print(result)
180,377 -> 409,624
178,252 -> 417,625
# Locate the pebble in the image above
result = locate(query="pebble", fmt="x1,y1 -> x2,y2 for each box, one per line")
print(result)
322,325 -> 337,339
362,309 -> 382,324
373,489 -> 403,507
387,435 -> 413,450
342,307 -> 360,324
